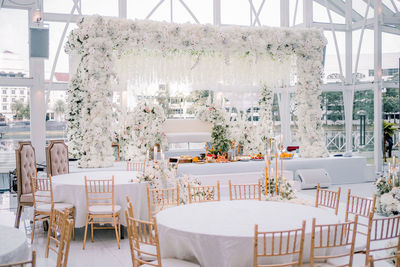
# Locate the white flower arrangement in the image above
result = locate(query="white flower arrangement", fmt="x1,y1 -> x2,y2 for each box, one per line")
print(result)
136,162 -> 175,188
120,101 -> 168,161
196,104 -> 227,126
258,85 -> 274,141
375,177 -> 400,216
260,172 -> 297,200
65,15 -> 328,165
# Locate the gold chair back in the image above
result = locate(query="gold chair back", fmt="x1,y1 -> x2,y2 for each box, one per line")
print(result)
188,181 -> 220,203
84,176 -> 115,212
0,250 -> 36,267
127,161 -> 146,173
229,180 -> 261,201
253,221 -> 306,267
365,214 -> 400,266
345,189 -> 376,235
45,209 -> 73,267
310,216 -> 358,267
147,186 -> 179,219
126,200 -> 161,267
315,184 -> 341,215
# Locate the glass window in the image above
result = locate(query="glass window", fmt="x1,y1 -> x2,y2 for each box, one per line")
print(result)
11,89 -> 15,94
221,0 -> 250,25
0,9 -> 29,74
20,98 -> 24,102
11,98 -> 15,102
44,0 -> 74,14
81,0 -> 118,16
2,98 -> 6,102
2,105 -> 6,111
44,22 -> 77,80
20,89 -> 24,94
2,89 -> 6,94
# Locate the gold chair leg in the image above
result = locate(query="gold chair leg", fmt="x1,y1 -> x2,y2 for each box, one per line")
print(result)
31,213 -> 36,244
45,224 -> 51,258
83,214 -> 89,250
113,215 -> 120,249
90,217 -> 94,243
71,208 -> 75,240
14,204 -> 23,228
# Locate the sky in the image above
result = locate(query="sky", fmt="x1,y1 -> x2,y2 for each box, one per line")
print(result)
0,0 -> 399,79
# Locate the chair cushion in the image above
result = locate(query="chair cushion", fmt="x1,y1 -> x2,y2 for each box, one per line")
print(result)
19,145 -> 36,194
143,259 -> 200,267
20,193 -> 33,203
36,202 -> 74,212
49,143 -> 69,176
136,244 -> 157,261
88,205 -> 121,214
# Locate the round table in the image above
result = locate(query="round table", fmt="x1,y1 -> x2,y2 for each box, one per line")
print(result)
52,171 -> 148,227
156,200 -> 340,267
0,226 -> 30,264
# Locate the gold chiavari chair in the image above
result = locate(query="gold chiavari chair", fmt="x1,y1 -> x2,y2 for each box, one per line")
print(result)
253,221 -> 306,267
188,181 -> 220,204
363,214 -> 400,266
147,186 -> 179,219
309,216 -> 358,267
30,175 -> 75,243
125,201 -> 200,267
0,250 -> 36,267
44,209 -> 73,267
83,176 -> 121,249
315,184 -> 341,215
345,190 -> 377,252
127,161 -> 146,173
229,180 -> 261,201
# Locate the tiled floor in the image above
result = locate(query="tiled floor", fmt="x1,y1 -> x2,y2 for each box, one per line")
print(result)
0,182 -> 383,267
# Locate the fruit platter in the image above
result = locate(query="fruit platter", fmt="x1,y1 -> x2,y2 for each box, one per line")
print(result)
251,153 -> 264,161
280,152 -> 294,159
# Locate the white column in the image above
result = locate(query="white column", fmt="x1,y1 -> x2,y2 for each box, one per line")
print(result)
343,88 -> 354,152
374,0 -> 383,173
303,0 -> 313,27
118,0 -> 127,19
280,0 -> 289,27
29,6 -> 46,164
30,57 -> 46,164
344,0 -> 353,152
213,0 -> 221,26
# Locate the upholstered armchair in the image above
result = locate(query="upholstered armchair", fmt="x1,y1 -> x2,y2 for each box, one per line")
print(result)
15,141 -> 37,228
46,140 -> 69,176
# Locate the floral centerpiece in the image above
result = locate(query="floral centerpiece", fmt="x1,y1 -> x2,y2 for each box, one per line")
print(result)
376,176 -> 400,216
260,172 -> 296,201
136,162 -> 176,188
120,101 -> 168,161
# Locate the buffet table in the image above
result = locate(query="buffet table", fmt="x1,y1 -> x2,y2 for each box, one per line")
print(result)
177,156 -> 367,184
157,201 -> 340,267
52,171 -> 148,227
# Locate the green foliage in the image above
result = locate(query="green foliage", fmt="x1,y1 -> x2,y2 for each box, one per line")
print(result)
11,100 -> 30,120
383,120 -> 397,137
321,91 -> 344,123
211,124 -> 231,155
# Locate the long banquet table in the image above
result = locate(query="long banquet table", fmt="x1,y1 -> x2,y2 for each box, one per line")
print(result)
52,171 -> 148,227
177,156 -> 367,184
156,200 -> 341,267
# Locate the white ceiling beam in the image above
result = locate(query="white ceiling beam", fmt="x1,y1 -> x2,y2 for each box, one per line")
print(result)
0,77 -> 33,87
43,12 -> 80,23
312,22 -> 347,31
362,0 -> 395,17
383,16 -> 400,25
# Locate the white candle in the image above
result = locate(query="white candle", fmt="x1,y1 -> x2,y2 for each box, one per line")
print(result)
161,151 -> 165,162
146,150 -> 149,161
393,156 -> 395,166
153,146 -> 157,161
388,162 -> 391,178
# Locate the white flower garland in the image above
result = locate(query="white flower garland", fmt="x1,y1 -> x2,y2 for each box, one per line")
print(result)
65,16 -> 328,165
121,101 -> 168,161
258,85 -> 274,141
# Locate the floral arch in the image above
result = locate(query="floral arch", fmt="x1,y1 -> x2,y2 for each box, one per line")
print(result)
65,15 -> 328,168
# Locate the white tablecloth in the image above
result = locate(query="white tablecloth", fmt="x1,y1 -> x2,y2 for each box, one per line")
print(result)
52,171 -> 148,227
0,226 -> 30,264
177,156 -> 368,184
157,201 -> 340,267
